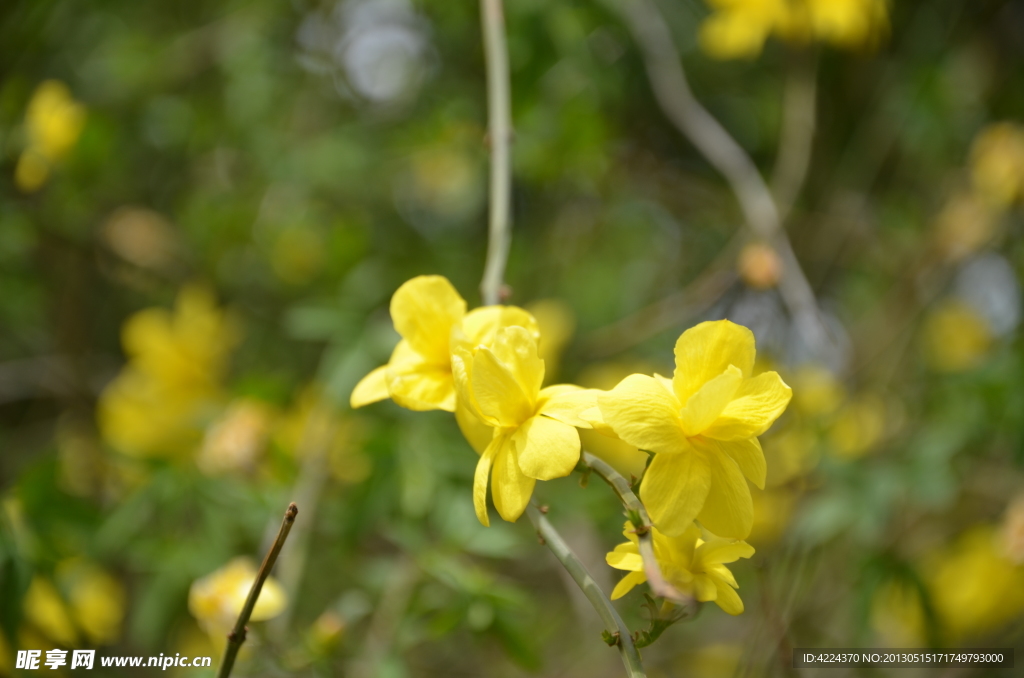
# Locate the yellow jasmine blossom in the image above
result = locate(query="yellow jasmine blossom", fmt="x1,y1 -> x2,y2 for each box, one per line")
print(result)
197,400 -> 274,476
970,122 -> 1024,209
606,521 -> 754,615
922,300 -> 991,373
452,326 -> 597,525
525,299 -> 576,383
57,559 -> 127,646
188,557 -> 287,635
98,287 -> 240,458
15,80 -> 86,192
596,320 -> 792,538
350,275 -> 538,412
827,393 -> 887,459
23,577 -> 78,646
700,0 -> 888,60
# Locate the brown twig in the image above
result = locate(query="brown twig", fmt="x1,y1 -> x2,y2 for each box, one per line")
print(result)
217,503 -> 299,678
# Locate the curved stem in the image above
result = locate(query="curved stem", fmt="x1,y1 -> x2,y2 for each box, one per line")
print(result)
602,0 -> 829,353
526,505 -> 646,678
479,0 -> 513,306
218,503 -> 298,678
582,452 -> 692,606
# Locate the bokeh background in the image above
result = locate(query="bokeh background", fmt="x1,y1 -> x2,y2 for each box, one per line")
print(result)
2,0 -> 1024,676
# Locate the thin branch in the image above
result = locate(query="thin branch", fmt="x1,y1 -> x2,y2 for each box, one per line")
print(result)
771,53 -> 818,222
526,504 -> 646,678
479,0 -> 514,306
217,502 -> 299,678
581,453 -> 693,606
602,0 -> 829,353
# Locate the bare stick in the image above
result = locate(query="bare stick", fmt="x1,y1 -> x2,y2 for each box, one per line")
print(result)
217,503 -> 299,678
479,0 -> 513,306
582,452 -> 694,606
771,53 -> 818,222
526,505 -> 646,678
602,0 -> 829,352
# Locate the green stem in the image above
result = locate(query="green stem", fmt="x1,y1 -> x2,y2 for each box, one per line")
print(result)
217,503 -> 298,678
479,0 -> 513,306
582,452 -> 691,605
526,504 -> 646,678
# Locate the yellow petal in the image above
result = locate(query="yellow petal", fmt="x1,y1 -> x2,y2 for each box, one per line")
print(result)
387,361 -> 456,412
606,542 -> 643,571
489,326 -> 544,405
459,305 -> 540,347
672,320 -> 756,403
712,579 -> 744,615
350,366 -> 390,408
703,371 -> 792,441
695,447 -> 753,539
456,400 -> 494,454
640,446 -> 712,536
471,340 -> 535,427
390,275 -> 466,364
679,365 -> 743,436
579,406 -> 619,439
610,570 -> 648,600
491,437 -> 536,522
703,437 -> 766,490
538,386 -> 598,428
693,573 -> 718,602
473,434 -> 504,526
698,538 -> 755,566
598,374 -> 686,455
513,415 -> 580,480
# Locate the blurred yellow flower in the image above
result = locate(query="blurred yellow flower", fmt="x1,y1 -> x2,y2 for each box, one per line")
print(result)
924,526 -> 1024,641
789,364 -> 845,418
350,275 -> 538,413
15,80 -> 86,192
188,557 -> 287,635
276,386 -> 372,484
526,298 -> 576,382
748,486 -> 796,546
700,0 -> 888,60
306,610 -> 345,656
606,521 -> 754,615
270,226 -> 325,286
452,326 -> 597,525
198,401 -> 274,476
57,559 -> 127,646
738,242 -> 782,289
98,286 -> 240,459
1001,495 -> 1024,565
763,427 -> 818,486
922,300 -> 992,373
23,577 -> 78,647
101,206 -> 180,272
933,191 -> 999,263
870,579 -> 926,646
970,122 -> 1024,209
594,320 -> 791,538
827,393 -> 887,459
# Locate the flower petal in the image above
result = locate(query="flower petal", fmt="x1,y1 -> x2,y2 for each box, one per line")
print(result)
640,445 -> 712,536
606,542 -> 643,571
698,539 -> 755,566
716,437 -> 766,489
539,387 -> 599,428
703,371 -> 792,441
491,437 -> 536,522
490,326 -> 544,405
471,342 -> 534,426
473,434 -> 504,527
679,365 -> 743,436
672,320 -> 756,403
350,366 -> 389,408
610,570 -> 648,600
390,275 -> 466,364
387,361 -> 456,412
598,375 -> 686,455
712,579 -> 744,615
695,445 -> 753,539
693,573 -> 718,602
456,401 -> 494,455
513,415 -> 580,480
459,305 -> 540,347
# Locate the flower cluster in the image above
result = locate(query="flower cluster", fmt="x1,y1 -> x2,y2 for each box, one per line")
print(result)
15,80 -> 86,192
353,276 -> 793,616
700,0 -> 889,60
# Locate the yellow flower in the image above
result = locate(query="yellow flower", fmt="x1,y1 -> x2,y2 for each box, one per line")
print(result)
350,275 -> 538,412
922,300 -> 992,373
15,80 -> 86,192
452,326 -> 597,525
526,299 -> 576,383
23,577 -> 78,646
789,364 -> 845,418
57,559 -> 127,646
1001,495 -> 1024,565
970,122 -> 1024,209
277,385 -> 372,484
699,0 -> 888,60
827,393 -> 887,459
595,320 -> 791,538
606,521 -> 754,615
188,557 -> 287,635
933,190 -> 999,263
98,287 -> 239,458
924,526 -> 1024,640
197,400 -> 274,476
